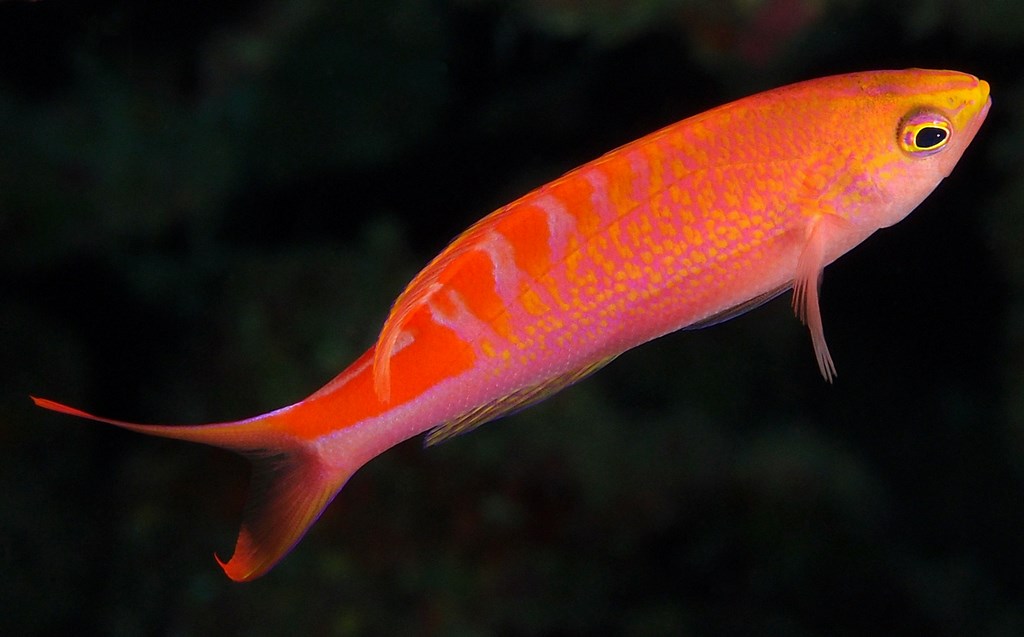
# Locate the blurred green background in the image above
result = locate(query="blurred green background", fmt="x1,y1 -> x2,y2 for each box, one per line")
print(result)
2,0 -> 1022,634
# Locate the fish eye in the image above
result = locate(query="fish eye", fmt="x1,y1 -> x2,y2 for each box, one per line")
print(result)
898,112 -> 952,156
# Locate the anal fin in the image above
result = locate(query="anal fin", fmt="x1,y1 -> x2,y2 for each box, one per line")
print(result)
684,283 -> 791,331
425,355 -> 618,446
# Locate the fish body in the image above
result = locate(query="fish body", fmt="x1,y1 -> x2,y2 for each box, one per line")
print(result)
34,69 -> 991,581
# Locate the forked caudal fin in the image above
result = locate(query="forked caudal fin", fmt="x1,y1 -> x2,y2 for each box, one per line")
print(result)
31,396 -> 353,582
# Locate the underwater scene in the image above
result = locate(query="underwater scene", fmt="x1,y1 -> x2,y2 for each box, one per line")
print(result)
2,1 -> 1023,635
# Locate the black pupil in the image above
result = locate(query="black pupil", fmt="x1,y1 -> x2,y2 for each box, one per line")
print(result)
915,126 -> 947,149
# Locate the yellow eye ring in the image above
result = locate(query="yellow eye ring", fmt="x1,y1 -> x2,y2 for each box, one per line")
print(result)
898,113 -> 951,156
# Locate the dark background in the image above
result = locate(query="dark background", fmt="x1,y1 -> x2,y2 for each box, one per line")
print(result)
3,0 -> 1023,634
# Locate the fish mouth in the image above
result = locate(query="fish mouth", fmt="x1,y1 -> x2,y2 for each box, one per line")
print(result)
977,79 -> 992,120
979,93 -> 992,121
955,76 -> 990,144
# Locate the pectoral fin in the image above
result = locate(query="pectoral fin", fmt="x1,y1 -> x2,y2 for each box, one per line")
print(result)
792,214 -> 851,381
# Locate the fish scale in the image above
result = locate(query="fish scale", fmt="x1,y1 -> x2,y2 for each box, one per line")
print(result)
33,69 -> 990,581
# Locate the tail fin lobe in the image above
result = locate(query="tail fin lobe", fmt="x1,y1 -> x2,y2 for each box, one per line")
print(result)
216,447 -> 347,582
32,395 -> 353,582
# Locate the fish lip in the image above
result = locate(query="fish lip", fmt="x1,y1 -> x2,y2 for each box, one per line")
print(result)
978,78 -> 991,97
976,77 -> 991,117
976,77 -> 992,117
958,79 -> 991,140
970,94 -> 992,135
980,95 -> 992,120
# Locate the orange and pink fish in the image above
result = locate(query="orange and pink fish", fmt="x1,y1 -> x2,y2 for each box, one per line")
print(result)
34,69 -> 990,581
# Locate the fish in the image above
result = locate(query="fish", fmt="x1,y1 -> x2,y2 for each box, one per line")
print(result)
33,69 -> 991,581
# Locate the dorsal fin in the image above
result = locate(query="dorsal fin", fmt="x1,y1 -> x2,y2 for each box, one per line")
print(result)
372,206 -> 521,403
425,354 -> 618,446
372,279 -> 442,402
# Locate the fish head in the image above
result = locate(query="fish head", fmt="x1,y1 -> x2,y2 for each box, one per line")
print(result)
836,69 -> 990,230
